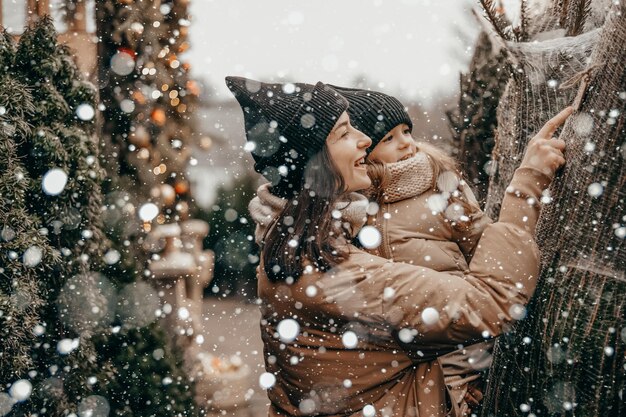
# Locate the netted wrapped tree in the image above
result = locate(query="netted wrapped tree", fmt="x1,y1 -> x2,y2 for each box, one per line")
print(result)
478,1 -> 625,416
0,18 -> 195,416
480,0 -> 610,219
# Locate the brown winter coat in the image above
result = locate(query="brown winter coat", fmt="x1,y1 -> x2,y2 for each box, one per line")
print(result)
251,167 -> 550,417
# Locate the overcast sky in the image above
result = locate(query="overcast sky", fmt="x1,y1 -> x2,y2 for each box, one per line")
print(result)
187,0 -> 481,104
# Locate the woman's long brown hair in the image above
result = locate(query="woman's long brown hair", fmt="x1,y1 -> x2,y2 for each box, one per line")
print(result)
261,145 -> 348,282
368,141 -> 480,230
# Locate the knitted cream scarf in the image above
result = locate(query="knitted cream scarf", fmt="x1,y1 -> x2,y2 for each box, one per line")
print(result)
248,183 -> 369,244
364,152 -> 434,203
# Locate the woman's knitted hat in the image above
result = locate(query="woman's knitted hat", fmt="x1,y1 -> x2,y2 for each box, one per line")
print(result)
226,76 -> 348,197
330,85 -> 412,152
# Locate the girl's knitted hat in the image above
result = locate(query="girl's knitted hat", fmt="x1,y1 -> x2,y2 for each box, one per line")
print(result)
226,76 -> 348,197
330,85 -> 412,152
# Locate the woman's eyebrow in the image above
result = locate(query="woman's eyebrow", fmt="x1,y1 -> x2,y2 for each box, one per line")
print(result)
332,121 -> 349,133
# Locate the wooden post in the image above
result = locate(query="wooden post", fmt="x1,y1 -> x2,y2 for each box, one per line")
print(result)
68,0 -> 87,32
26,0 -> 48,24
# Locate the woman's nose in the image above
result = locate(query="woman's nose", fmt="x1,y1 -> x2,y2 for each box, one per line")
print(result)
359,131 -> 372,148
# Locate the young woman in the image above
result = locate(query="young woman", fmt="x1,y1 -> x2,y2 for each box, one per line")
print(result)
226,75 -> 571,417
331,86 -> 493,417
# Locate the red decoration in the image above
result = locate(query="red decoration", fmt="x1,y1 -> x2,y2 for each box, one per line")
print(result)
132,90 -> 146,105
174,181 -> 189,195
117,47 -> 137,60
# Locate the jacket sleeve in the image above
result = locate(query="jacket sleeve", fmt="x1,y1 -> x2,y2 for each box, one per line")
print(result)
451,183 -> 493,263
377,167 -> 551,345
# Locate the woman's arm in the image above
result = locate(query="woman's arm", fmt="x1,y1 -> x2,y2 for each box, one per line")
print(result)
377,166 -> 549,345
380,108 -> 572,345
317,108 -> 571,347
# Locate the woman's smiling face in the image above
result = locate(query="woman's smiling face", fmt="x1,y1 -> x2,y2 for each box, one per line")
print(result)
326,112 -> 373,192
367,123 -> 417,163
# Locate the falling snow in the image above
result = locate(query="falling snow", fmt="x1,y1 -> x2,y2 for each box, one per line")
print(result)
1,2 -> 623,417
41,168 -> 68,196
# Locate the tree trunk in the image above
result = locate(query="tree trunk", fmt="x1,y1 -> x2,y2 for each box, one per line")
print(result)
481,3 -> 625,417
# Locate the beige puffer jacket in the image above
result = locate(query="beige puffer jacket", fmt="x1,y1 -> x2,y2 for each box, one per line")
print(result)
251,167 -> 550,417
362,153 -> 494,417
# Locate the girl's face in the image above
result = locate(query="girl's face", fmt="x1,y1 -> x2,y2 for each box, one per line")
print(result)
367,123 -> 417,163
326,112 -> 373,192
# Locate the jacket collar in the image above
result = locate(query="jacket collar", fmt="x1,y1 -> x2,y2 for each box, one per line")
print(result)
365,152 -> 434,203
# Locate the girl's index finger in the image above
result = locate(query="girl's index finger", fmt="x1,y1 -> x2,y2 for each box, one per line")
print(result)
538,107 -> 574,137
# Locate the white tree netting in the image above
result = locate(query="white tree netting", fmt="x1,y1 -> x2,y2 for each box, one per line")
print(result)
484,23 -> 602,218
479,1 -> 625,416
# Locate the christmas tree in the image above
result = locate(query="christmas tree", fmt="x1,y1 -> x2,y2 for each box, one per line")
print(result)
94,0 -> 204,334
0,18 -> 196,416
446,31 -> 509,203
96,0 -> 199,230
477,1 -> 625,415
193,174 -> 260,299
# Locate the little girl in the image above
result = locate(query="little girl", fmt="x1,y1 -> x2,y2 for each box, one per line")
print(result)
332,85 -> 493,417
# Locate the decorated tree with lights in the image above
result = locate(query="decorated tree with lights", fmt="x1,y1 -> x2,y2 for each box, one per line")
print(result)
94,1 -> 206,347
96,0 -> 199,231
94,0 -> 215,410
0,18 -> 195,416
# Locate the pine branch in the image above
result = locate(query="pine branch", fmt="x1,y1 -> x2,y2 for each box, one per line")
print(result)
479,0 -> 513,41
0,29 -> 16,68
560,0 -> 571,28
566,0 -> 592,36
519,0 -> 529,42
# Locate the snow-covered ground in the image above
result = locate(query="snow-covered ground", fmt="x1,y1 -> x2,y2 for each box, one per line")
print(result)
199,298 -> 268,416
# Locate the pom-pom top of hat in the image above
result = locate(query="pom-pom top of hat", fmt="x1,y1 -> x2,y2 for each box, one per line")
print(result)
226,76 -> 348,197
330,85 -> 412,152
